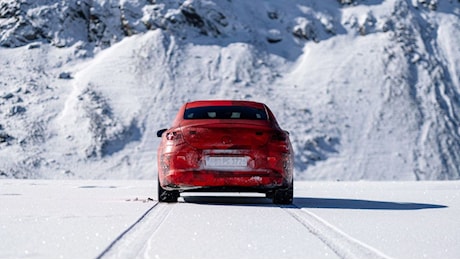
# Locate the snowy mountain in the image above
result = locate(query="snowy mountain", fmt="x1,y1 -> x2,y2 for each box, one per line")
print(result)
0,0 -> 459,180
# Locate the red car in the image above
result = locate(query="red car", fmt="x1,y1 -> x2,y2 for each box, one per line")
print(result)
156,100 -> 294,204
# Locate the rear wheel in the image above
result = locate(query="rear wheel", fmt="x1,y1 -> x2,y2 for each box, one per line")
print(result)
272,181 -> 293,205
157,179 -> 179,203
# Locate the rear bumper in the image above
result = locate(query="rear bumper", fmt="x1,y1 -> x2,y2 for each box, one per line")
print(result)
160,169 -> 287,191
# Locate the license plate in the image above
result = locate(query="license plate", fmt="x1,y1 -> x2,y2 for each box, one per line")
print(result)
204,156 -> 248,169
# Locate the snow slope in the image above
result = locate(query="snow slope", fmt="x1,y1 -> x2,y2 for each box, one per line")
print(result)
1,179 -> 459,258
1,0 -> 460,181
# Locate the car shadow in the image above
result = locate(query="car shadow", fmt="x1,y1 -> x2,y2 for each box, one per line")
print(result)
181,195 -> 447,210
181,195 -> 273,206
293,197 -> 447,210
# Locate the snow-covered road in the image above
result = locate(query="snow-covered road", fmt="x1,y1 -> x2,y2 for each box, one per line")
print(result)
1,180 -> 459,259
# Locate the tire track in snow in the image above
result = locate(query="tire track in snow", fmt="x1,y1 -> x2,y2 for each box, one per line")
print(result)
97,202 -> 174,259
284,205 -> 391,259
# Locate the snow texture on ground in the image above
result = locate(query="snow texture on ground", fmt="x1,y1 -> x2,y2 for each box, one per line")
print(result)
0,180 -> 458,258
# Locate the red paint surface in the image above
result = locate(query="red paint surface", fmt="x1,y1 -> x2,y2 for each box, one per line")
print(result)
157,100 -> 293,193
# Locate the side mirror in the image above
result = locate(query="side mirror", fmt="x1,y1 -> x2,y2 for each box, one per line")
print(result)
157,129 -> 168,138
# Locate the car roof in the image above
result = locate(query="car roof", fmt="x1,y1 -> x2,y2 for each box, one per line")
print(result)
185,100 -> 266,109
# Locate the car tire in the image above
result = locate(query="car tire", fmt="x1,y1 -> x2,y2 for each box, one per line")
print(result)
158,179 -> 180,203
272,181 -> 293,205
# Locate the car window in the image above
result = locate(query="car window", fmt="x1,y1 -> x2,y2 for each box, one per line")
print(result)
184,106 -> 268,120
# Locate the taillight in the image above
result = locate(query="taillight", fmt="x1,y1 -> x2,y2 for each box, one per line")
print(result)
269,131 -> 290,152
267,131 -> 292,175
166,131 -> 185,145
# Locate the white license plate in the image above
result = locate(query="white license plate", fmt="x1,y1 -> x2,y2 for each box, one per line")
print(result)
205,156 -> 248,168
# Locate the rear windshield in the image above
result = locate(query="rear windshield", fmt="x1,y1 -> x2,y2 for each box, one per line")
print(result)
184,106 -> 268,120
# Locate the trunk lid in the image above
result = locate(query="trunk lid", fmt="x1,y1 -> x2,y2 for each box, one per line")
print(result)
180,121 -> 272,149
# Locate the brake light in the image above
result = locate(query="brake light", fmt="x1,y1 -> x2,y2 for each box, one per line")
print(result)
269,131 -> 290,152
166,131 -> 185,145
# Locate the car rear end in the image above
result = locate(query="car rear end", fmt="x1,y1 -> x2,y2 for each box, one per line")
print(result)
157,100 -> 293,204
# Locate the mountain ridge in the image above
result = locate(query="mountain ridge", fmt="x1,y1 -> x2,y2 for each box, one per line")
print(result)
1,0 -> 459,180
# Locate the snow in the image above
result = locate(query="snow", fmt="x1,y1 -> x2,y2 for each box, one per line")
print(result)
0,180 -> 154,258
1,179 -> 459,258
1,0 -> 460,180
1,0 -> 460,258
